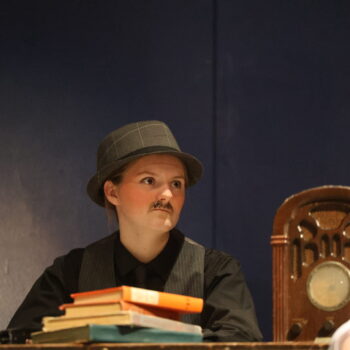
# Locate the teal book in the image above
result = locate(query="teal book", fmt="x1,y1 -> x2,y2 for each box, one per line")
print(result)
31,324 -> 203,344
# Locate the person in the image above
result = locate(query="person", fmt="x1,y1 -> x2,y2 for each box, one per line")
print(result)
7,120 -> 262,342
329,320 -> 350,350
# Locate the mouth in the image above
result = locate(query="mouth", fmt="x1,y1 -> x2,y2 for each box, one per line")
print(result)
153,207 -> 171,213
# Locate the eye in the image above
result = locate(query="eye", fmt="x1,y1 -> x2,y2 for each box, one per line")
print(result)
172,180 -> 183,189
141,177 -> 155,185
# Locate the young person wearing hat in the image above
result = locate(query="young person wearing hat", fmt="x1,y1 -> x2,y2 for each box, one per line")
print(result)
8,121 -> 262,342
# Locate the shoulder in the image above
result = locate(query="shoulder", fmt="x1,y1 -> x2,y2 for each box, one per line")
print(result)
49,234 -> 115,292
58,247 -> 85,270
43,248 -> 84,294
203,247 -> 245,297
204,247 -> 241,273
176,230 -> 242,276
53,233 -> 115,267
178,230 -> 240,272
54,233 -> 115,265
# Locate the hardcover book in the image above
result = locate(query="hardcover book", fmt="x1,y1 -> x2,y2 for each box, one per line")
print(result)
70,285 -> 203,313
60,300 -> 180,320
32,324 -> 203,343
42,310 -> 202,334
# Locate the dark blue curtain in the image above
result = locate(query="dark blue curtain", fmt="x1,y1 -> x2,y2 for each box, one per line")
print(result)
1,0 -> 350,339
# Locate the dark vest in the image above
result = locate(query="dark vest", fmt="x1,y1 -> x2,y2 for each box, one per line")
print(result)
78,232 -> 205,324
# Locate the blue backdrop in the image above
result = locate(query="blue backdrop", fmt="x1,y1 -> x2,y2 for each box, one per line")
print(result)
1,1 -> 350,340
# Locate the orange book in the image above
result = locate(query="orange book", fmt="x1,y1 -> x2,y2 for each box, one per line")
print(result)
70,286 -> 203,313
59,300 -> 180,320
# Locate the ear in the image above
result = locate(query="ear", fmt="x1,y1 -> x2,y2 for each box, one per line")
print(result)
103,180 -> 120,206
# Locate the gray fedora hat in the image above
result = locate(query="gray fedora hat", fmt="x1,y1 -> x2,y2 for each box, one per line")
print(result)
87,120 -> 203,206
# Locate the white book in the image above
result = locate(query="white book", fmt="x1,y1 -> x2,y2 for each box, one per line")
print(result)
42,310 -> 202,334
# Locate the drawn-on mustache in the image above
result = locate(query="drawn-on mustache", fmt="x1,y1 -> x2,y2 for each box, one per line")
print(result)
151,200 -> 172,211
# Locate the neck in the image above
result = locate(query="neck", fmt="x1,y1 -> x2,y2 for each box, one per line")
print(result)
119,225 -> 170,263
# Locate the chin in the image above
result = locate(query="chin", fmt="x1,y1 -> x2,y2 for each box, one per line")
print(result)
149,219 -> 176,233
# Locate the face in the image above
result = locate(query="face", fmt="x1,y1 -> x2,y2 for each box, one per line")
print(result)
105,154 -> 186,234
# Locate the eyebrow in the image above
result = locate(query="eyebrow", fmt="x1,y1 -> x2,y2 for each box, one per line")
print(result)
136,171 -> 186,179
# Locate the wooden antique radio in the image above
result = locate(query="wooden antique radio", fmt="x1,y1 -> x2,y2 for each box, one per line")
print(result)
271,186 -> 350,341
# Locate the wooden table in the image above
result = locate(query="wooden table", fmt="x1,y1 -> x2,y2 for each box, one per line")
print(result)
0,342 -> 330,350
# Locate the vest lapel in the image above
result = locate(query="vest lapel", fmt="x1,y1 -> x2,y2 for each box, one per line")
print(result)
164,237 -> 205,325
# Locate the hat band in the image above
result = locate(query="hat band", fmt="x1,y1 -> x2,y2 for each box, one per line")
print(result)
119,145 -> 180,160
97,145 -> 181,184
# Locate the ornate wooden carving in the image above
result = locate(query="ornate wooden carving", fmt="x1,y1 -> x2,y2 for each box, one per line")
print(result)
271,186 -> 350,341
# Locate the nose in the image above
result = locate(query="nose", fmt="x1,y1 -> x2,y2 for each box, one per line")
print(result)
158,187 -> 173,202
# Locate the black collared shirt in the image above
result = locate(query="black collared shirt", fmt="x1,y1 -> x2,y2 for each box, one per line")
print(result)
114,230 -> 184,291
8,229 -> 263,342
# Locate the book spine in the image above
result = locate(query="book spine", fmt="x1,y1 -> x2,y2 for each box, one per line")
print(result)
32,325 -> 203,343
130,312 -> 202,334
61,301 -> 180,320
90,326 -> 203,343
43,311 -> 202,334
71,286 -> 203,313
125,287 -> 203,313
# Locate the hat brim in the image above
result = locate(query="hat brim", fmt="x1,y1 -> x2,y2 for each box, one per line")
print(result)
87,148 -> 203,206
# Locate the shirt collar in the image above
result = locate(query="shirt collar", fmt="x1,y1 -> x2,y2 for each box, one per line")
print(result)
114,229 -> 184,282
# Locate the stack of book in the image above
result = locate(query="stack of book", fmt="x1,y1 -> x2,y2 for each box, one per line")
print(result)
31,286 -> 203,343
